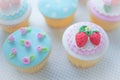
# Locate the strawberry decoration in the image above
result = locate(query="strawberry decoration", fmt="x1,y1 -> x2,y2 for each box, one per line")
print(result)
75,25 -> 101,48
75,32 -> 88,48
90,31 -> 101,45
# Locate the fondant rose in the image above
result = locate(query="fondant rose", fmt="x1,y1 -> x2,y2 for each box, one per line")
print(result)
37,46 -> 42,52
37,33 -> 43,39
20,28 -> 27,35
24,40 -> 31,47
23,57 -> 30,64
8,35 -> 14,42
12,48 -> 17,55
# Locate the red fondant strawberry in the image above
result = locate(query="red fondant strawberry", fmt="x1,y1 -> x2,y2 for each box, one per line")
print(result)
75,32 -> 88,48
90,31 -> 101,45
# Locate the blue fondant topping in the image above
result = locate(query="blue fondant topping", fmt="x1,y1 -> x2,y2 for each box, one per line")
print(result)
39,0 -> 78,19
0,1 -> 28,20
3,27 -> 51,68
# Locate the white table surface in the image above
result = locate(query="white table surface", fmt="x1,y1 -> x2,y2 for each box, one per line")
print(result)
0,0 -> 120,80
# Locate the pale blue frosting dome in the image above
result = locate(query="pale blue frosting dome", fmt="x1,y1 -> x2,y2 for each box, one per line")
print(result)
3,27 -> 51,68
39,0 -> 78,19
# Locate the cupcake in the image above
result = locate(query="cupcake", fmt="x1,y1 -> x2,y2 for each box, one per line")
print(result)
0,0 -> 31,33
39,0 -> 78,28
3,27 -> 51,73
62,22 -> 109,68
88,0 -> 120,31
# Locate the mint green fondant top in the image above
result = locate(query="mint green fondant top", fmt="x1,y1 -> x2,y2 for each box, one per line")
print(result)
0,1 -> 28,20
3,27 -> 51,68
39,0 -> 78,19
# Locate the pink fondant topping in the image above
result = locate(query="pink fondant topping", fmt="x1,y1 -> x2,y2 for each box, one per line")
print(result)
8,35 -> 14,42
23,57 -> 30,64
24,40 -> 31,47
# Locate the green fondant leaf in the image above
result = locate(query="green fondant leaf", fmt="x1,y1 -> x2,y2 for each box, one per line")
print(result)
86,31 -> 92,36
104,5 -> 111,13
30,55 -> 34,61
26,27 -> 31,32
9,53 -> 14,58
79,25 -> 87,32
42,48 -> 48,52
42,32 -> 46,36
20,39 -> 25,45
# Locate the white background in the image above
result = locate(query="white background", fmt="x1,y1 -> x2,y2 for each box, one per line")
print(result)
0,0 -> 120,80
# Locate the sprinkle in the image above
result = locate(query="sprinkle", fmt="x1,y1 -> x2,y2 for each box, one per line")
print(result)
51,12 -> 57,18
24,40 -> 31,47
45,4 -> 51,8
63,8 -> 69,13
23,57 -> 30,64
8,35 -> 14,42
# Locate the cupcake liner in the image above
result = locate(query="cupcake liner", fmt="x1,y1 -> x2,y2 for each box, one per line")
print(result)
90,12 -> 120,31
45,14 -> 74,28
2,17 -> 29,33
67,53 -> 100,68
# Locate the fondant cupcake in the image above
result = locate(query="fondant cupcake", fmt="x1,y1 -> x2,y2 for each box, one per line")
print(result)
62,22 -> 109,68
88,0 -> 120,31
3,27 -> 51,73
0,0 -> 31,33
39,0 -> 78,28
